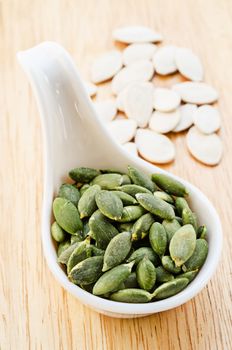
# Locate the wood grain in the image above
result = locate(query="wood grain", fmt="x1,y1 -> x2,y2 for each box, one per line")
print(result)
1,0 -> 232,349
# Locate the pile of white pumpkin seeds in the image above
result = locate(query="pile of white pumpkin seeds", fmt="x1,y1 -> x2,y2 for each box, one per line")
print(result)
51,166 -> 208,303
83,25 -> 223,166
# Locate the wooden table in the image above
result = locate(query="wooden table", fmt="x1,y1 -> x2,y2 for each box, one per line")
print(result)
1,0 -> 232,349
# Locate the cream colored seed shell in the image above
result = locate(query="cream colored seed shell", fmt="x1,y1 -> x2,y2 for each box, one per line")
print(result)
149,110 -> 181,134
173,82 -> 218,105
113,26 -> 163,44
175,48 -> 203,81
93,99 -> 117,122
193,105 -> 221,134
152,45 -> 177,75
107,119 -> 137,144
84,81 -> 97,97
173,103 -> 197,132
91,50 -> 123,84
123,142 -> 138,157
153,88 -> 181,112
123,43 -> 157,65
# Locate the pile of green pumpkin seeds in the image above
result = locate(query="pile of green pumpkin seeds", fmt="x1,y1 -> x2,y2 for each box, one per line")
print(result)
51,166 -> 208,303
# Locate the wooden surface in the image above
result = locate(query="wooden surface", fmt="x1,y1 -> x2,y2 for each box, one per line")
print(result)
1,0 -> 232,349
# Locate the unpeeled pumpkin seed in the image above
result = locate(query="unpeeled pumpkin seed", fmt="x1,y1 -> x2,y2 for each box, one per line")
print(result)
128,165 -> 155,192
149,110 -> 180,134
123,43 -> 157,65
169,224 -> 196,267
127,247 -> 160,266
53,198 -> 83,234
69,167 -> 100,183
103,231 -> 132,271
183,239 -> 208,272
68,256 -> 103,285
173,103 -> 196,132
149,222 -> 167,257
136,257 -> 156,291
91,50 -> 123,84
123,142 -> 138,157
153,87 -> 181,112
93,99 -> 117,122
193,105 -> 221,134
78,184 -> 100,219
152,45 -> 177,75
173,82 -> 218,105
93,261 -> 134,295
153,278 -> 189,300
107,119 -> 137,144
132,213 -> 155,240
51,221 -> 66,243
110,288 -> 153,303
58,184 -> 80,206
136,193 -> 175,220
175,48 -> 203,82
113,25 -> 163,44
91,173 -> 123,189
96,190 -> 123,220
151,173 -> 189,197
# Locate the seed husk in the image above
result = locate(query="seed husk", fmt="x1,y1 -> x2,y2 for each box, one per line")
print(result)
153,191 -> 174,204
67,237 -> 92,274
103,231 -> 132,271
116,205 -> 146,222
162,219 -> 181,243
182,208 -> 197,231
197,225 -> 207,239
169,224 -> 196,267
149,222 -> 167,256
127,247 -> 160,266
155,266 -> 174,283
93,261 -> 134,295
136,193 -> 175,220
128,165 -> 155,191
183,239 -> 208,272
132,213 -> 155,240
69,167 -> 100,183
176,269 -> 198,282
123,272 -> 139,288
89,210 -> 119,249
136,257 -> 156,291
58,242 -> 79,265
112,191 -> 137,205
78,185 -> 101,219
68,256 -> 104,285
161,255 -> 181,274
91,174 -> 123,189
53,198 -> 83,234
151,173 -> 188,197
96,190 -> 123,220
57,240 -> 70,258
51,221 -> 66,242
117,184 -> 152,197
110,288 -> 153,303
58,184 -> 80,206
153,278 -> 189,299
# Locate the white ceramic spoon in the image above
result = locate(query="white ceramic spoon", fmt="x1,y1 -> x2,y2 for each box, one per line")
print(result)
17,42 -> 222,318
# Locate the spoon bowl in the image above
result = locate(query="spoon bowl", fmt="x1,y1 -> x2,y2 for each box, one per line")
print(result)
17,42 -> 222,318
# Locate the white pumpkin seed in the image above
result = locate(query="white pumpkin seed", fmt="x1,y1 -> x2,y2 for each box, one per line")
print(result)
107,119 -> 137,144
135,128 -> 175,163
173,103 -> 197,132
152,45 -> 177,75
123,142 -> 138,156
186,126 -> 223,165
93,99 -> 117,122
116,88 -> 127,111
193,105 -> 221,134
173,82 -> 218,104
111,60 -> 154,94
175,48 -> 203,81
84,81 -> 97,97
123,82 -> 154,127
153,88 -> 181,112
149,110 -> 181,134
123,43 -> 157,65
91,50 -> 123,84
113,26 -> 162,44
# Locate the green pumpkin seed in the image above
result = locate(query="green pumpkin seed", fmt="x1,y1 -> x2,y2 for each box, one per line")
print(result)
123,272 -> 138,289
197,225 -> 207,239
96,190 -> 123,220
91,246 -> 105,256
128,165 -> 155,192
175,197 -> 190,215
183,239 -> 208,272
153,278 -> 189,299
121,174 -> 131,184
67,237 -> 91,274
68,256 -> 103,285
103,231 -> 132,271
91,174 -> 123,189
162,219 -> 181,243
151,173 -> 189,197
58,242 -> 79,264
116,205 -> 146,223
132,213 -> 155,240
175,216 -> 183,225
58,183 -> 80,206
82,221 -> 90,238
51,221 -> 66,242
169,224 -> 196,267
155,266 -> 174,283
117,222 -> 134,232
70,233 -> 83,244
80,184 -> 90,196
136,193 -> 175,220
53,198 -> 83,234
161,255 -> 182,274
136,257 -> 156,291
57,240 -> 70,257
153,191 -> 174,204
149,222 -> 167,256
69,167 -> 100,183
176,269 -> 198,282
112,191 -> 137,205
127,247 -> 160,266
117,184 -> 152,197
93,261 -> 134,295
89,210 -> 119,249
78,185 -> 101,219
100,168 -> 124,174
182,208 -> 197,231
110,288 -> 152,303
